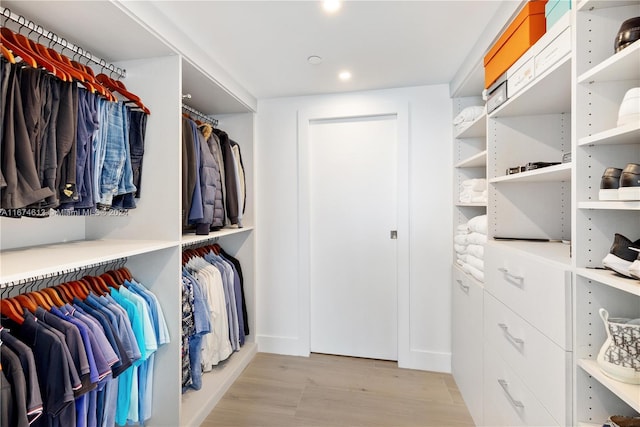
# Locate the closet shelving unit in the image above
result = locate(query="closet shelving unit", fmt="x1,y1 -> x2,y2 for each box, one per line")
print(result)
574,0 -> 640,424
0,1 -> 257,426
450,62 -> 488,426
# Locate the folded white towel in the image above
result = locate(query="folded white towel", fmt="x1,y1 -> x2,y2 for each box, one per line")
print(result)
457,224 -> 470,233
466,254 -> 484,272
467,232 -> 487,245
453,106 -> 485,126
471,194 -> 488,203
454,244 -> 467,254
468,215 -> 488,235
463,263 -> 485,282
456,259 -> 465,267
467,244 -> 484,259
457,253 -> 468,262
454,234 -> 469,245
471,179 -> 487,192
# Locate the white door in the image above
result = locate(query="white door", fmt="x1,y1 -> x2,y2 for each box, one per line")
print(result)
309,115 -> 398,361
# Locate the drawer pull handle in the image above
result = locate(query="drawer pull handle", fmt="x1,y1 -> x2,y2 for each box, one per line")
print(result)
456,280 -> 470,292
497,379 -> 525,409
497,267 -> 524,284
498,323 -> 524,346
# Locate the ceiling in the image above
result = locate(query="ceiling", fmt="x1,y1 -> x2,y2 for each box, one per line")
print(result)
146,0 -> 507,99
2,0 -> 508,101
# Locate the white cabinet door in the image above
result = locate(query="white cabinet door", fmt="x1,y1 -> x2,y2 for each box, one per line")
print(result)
452,266 -> 484,426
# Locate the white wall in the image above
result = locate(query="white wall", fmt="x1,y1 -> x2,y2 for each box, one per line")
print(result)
255,85 -> 454,372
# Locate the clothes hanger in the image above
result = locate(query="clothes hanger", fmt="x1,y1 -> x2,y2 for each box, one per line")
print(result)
14,294 -> 39,313
55,283 -> 76,303
96,71 -> 150,114
99,273 -> 119,290
0,29 -> 37,68
5,29 -> 67,81
27,291 -> 52,310
68,281 -> 89,300
1,299 -> 24,324
118,267 -> 133,281
1,44 -> 15,63
41,287 -> 67,307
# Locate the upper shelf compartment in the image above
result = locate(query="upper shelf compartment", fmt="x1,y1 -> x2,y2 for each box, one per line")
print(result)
490,162 -> 572,183
578,42 -> 640,84
578,122 -> 640,146
577,0 -> 639,11
455,112 -> 487,139
490,55 -> 572,118
456,151 -> 488,168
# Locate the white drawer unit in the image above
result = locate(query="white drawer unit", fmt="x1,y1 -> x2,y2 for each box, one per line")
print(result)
484,242 -> 572,349
484,347 -> 559,427
484,292 -> 572,425
451,266 -> 484,426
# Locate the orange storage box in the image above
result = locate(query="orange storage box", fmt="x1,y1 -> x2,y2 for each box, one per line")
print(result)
484,1 -> 548,89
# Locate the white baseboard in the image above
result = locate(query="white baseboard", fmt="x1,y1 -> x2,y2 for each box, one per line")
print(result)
399,348 -> 452,373
256,334 -> 310,357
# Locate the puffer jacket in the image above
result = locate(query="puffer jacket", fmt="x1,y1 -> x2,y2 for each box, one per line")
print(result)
201,125 -> 224,230
213,128 -> 240,225
193,123 -> 218,235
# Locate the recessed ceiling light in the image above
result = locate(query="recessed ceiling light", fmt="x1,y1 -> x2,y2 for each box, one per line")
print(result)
323,0 -> 342,13
307,55 -> 323,65
338,70 -> 351,81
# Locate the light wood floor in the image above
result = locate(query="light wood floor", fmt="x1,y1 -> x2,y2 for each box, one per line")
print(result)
201,352 -> 474,427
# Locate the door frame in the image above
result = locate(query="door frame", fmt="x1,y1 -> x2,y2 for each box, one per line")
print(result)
297,101 -> 410,365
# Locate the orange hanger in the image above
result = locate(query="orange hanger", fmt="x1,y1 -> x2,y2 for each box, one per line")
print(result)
41,287 -> 67,307
67,281 -> 89,300
0,29 -> 37,68
118,267 -> 133,281
83,276 -> 107,295
27,291 -> 52,310
99,273 -> 119,290
4,30 -> 66,81
1,44 -> 15,64
96,73 -> 150,114
14,294 -> 38,313
1,299 -> 24,324
56,283 -> 76,303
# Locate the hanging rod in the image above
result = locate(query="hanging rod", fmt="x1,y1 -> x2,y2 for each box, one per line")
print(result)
0,257 -> 128,290
182,103 -> 218,127
0,7 -> 126,79
181,237 -> 219,249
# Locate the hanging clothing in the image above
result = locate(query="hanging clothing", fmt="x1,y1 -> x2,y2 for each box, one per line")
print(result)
0,272 -> 169,427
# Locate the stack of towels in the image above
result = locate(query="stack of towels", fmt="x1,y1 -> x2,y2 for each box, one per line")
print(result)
453,105 -> 485,134
460,178 -> 487,204
454,214 -> 488,282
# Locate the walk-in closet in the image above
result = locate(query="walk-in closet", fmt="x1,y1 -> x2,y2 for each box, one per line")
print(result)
1,1 -> 638,426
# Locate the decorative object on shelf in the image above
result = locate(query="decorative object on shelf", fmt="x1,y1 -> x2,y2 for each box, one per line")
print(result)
617,87 -> 640,127
597,308 -> 640,385
602,233 -> 640,279
599,167 -> 624,201
619,163 -> 640,201
614,17 -> 640,53
604,415 -> 640,427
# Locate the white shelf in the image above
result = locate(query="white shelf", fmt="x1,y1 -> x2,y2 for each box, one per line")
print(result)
578,423 -> 604,427
489,54 -> 572,118
489,239 -> 572,267
578,42 -> 640,84
181,226 -> 255,246
0,239 -> 176,285
455,202 -> 487,207
577,0 -> 640,12
578,359 -> 640,413
490,162 -> 572,183
455,112 -> 487,139
578,201 -> 640,210
577,268 -> 640,296
455,150 -> 487,168
579,122 -> 640,146
181,343 -> 258,427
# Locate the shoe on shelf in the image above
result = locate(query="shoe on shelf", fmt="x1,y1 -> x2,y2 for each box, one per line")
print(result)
616,87 -> 640,127
599,167 -> 623,200
619,163 -> 640,201
602,233 -> 640,278
630,248 -> 640,280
